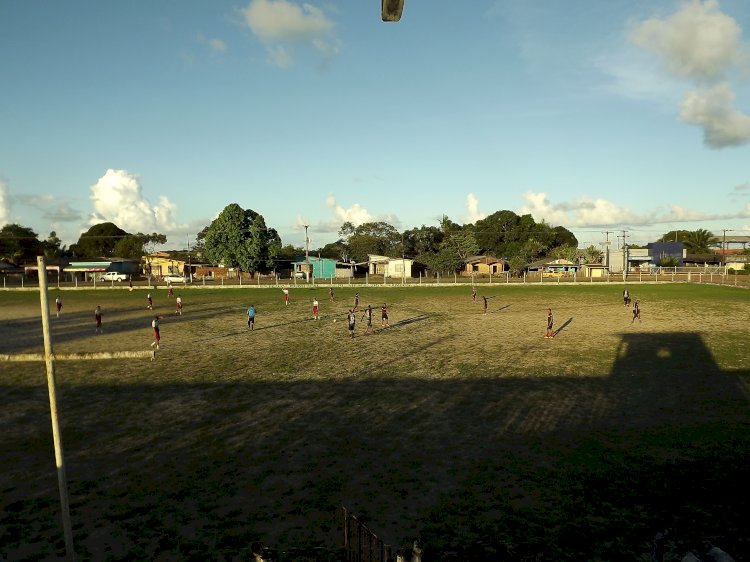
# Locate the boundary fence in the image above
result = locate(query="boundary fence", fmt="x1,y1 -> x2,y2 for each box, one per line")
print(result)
2,269 -> 749,290
342,507 -> 392,562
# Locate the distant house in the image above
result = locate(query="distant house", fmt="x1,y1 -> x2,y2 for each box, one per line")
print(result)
293,257 -> 337,279
543,259 -> 579,276
463,256 -> 507,276
143,252 -> 185,277
646,242 -> 684,267
368,255 -> 413,278
580,263 -> 609,278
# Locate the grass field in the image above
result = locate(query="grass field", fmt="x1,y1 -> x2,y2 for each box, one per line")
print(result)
1,283 -> 749,561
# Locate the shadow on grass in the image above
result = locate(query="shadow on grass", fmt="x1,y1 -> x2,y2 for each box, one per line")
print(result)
553,317 -> 573,337
1,333 -> 749,561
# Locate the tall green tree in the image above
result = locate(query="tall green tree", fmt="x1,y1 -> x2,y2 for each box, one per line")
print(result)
70,222 -> 129,258
0,224 -> 42,262
43,231 -> 65,259
683,229 -> 716,254
200,204 -> 280,273
338,221 -> 401,262
582,245 -> 603,264
113,232 -> 168,259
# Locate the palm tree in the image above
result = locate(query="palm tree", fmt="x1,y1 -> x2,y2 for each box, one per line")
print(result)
683,229 -> 717,254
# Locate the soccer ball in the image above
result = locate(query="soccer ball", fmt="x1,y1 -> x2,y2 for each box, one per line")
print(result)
334,319 -> 337,323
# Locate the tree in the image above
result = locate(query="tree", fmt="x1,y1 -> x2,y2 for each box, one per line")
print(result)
338,221 -> 401,262
683,229 -> 716,254
201,203 -> 280,273
549,244 -> 578,262
44,231 -> 65,259
657,230 -> 691,243
70,222 -> 129,258
582,245 -> 603,264
0,224 -> 42,262
402,225 -> 444,257
111,232 -> 167,259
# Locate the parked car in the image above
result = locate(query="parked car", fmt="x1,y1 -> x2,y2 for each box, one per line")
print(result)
99,272 -> 128,282
163,274 -> 187,283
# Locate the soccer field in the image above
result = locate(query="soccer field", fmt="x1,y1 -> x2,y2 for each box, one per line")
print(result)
1,284 -> 749,560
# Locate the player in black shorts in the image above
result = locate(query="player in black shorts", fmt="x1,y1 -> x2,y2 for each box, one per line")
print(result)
545,308 -> 554,338
632,299 -> 641,323
381,303 -> 390,328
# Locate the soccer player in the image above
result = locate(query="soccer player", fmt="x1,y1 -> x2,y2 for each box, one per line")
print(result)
55,295 -> 62,317
472,286 -> 477,303
168,285 -> 174,298
151,315 -> 162,349
175,295 -> 182,315
283,288 -> 289,306
312,298 -> 319,320
247,304 -> 256,330
482,295 -> 488,314
545,308 -> 554,338
146,293 -> 153,310
347,309 -> 356,338
362,304 -> 373,335
353,292 -> 360,312
329,287 -> 334,302
632,299 -> 641,323
94,305 -> 102,333
381,303 -> 390,328
623,287 -> 630,307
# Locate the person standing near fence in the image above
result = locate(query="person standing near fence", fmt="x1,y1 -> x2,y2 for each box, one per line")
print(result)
472,286 -> 477,303
283,288 -> 289,306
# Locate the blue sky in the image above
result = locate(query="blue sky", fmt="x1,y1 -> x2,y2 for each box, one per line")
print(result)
1,0 -> 749,251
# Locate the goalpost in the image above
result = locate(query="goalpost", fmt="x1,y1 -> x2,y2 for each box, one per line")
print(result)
0,256 -> 155,561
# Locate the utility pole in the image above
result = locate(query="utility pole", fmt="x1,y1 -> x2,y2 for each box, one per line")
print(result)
304,225 -> 310,283
401,233 -> 406,286
601,230 -> 614,269
721,229 -> 733,268
186,234 -> 191,282
620,229 -> 629,279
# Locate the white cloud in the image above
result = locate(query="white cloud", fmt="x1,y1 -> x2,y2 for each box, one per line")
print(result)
292,194 -> 399,235
465,193 -> 486,223
197,33 -> 228,55
17,194 -> 82,223
517,191 -> 738,227
267,44 -> 292,68
241,0 -> 339,67
630,0 -> 742,82
89,169 -> 180,234
629,0 -> 750,148
679,83 -> 750,147
325,193 -> 373,226
0,178 -> 10,226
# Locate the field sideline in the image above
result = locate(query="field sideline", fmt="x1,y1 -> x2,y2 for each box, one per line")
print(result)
1,284 -> 748,560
